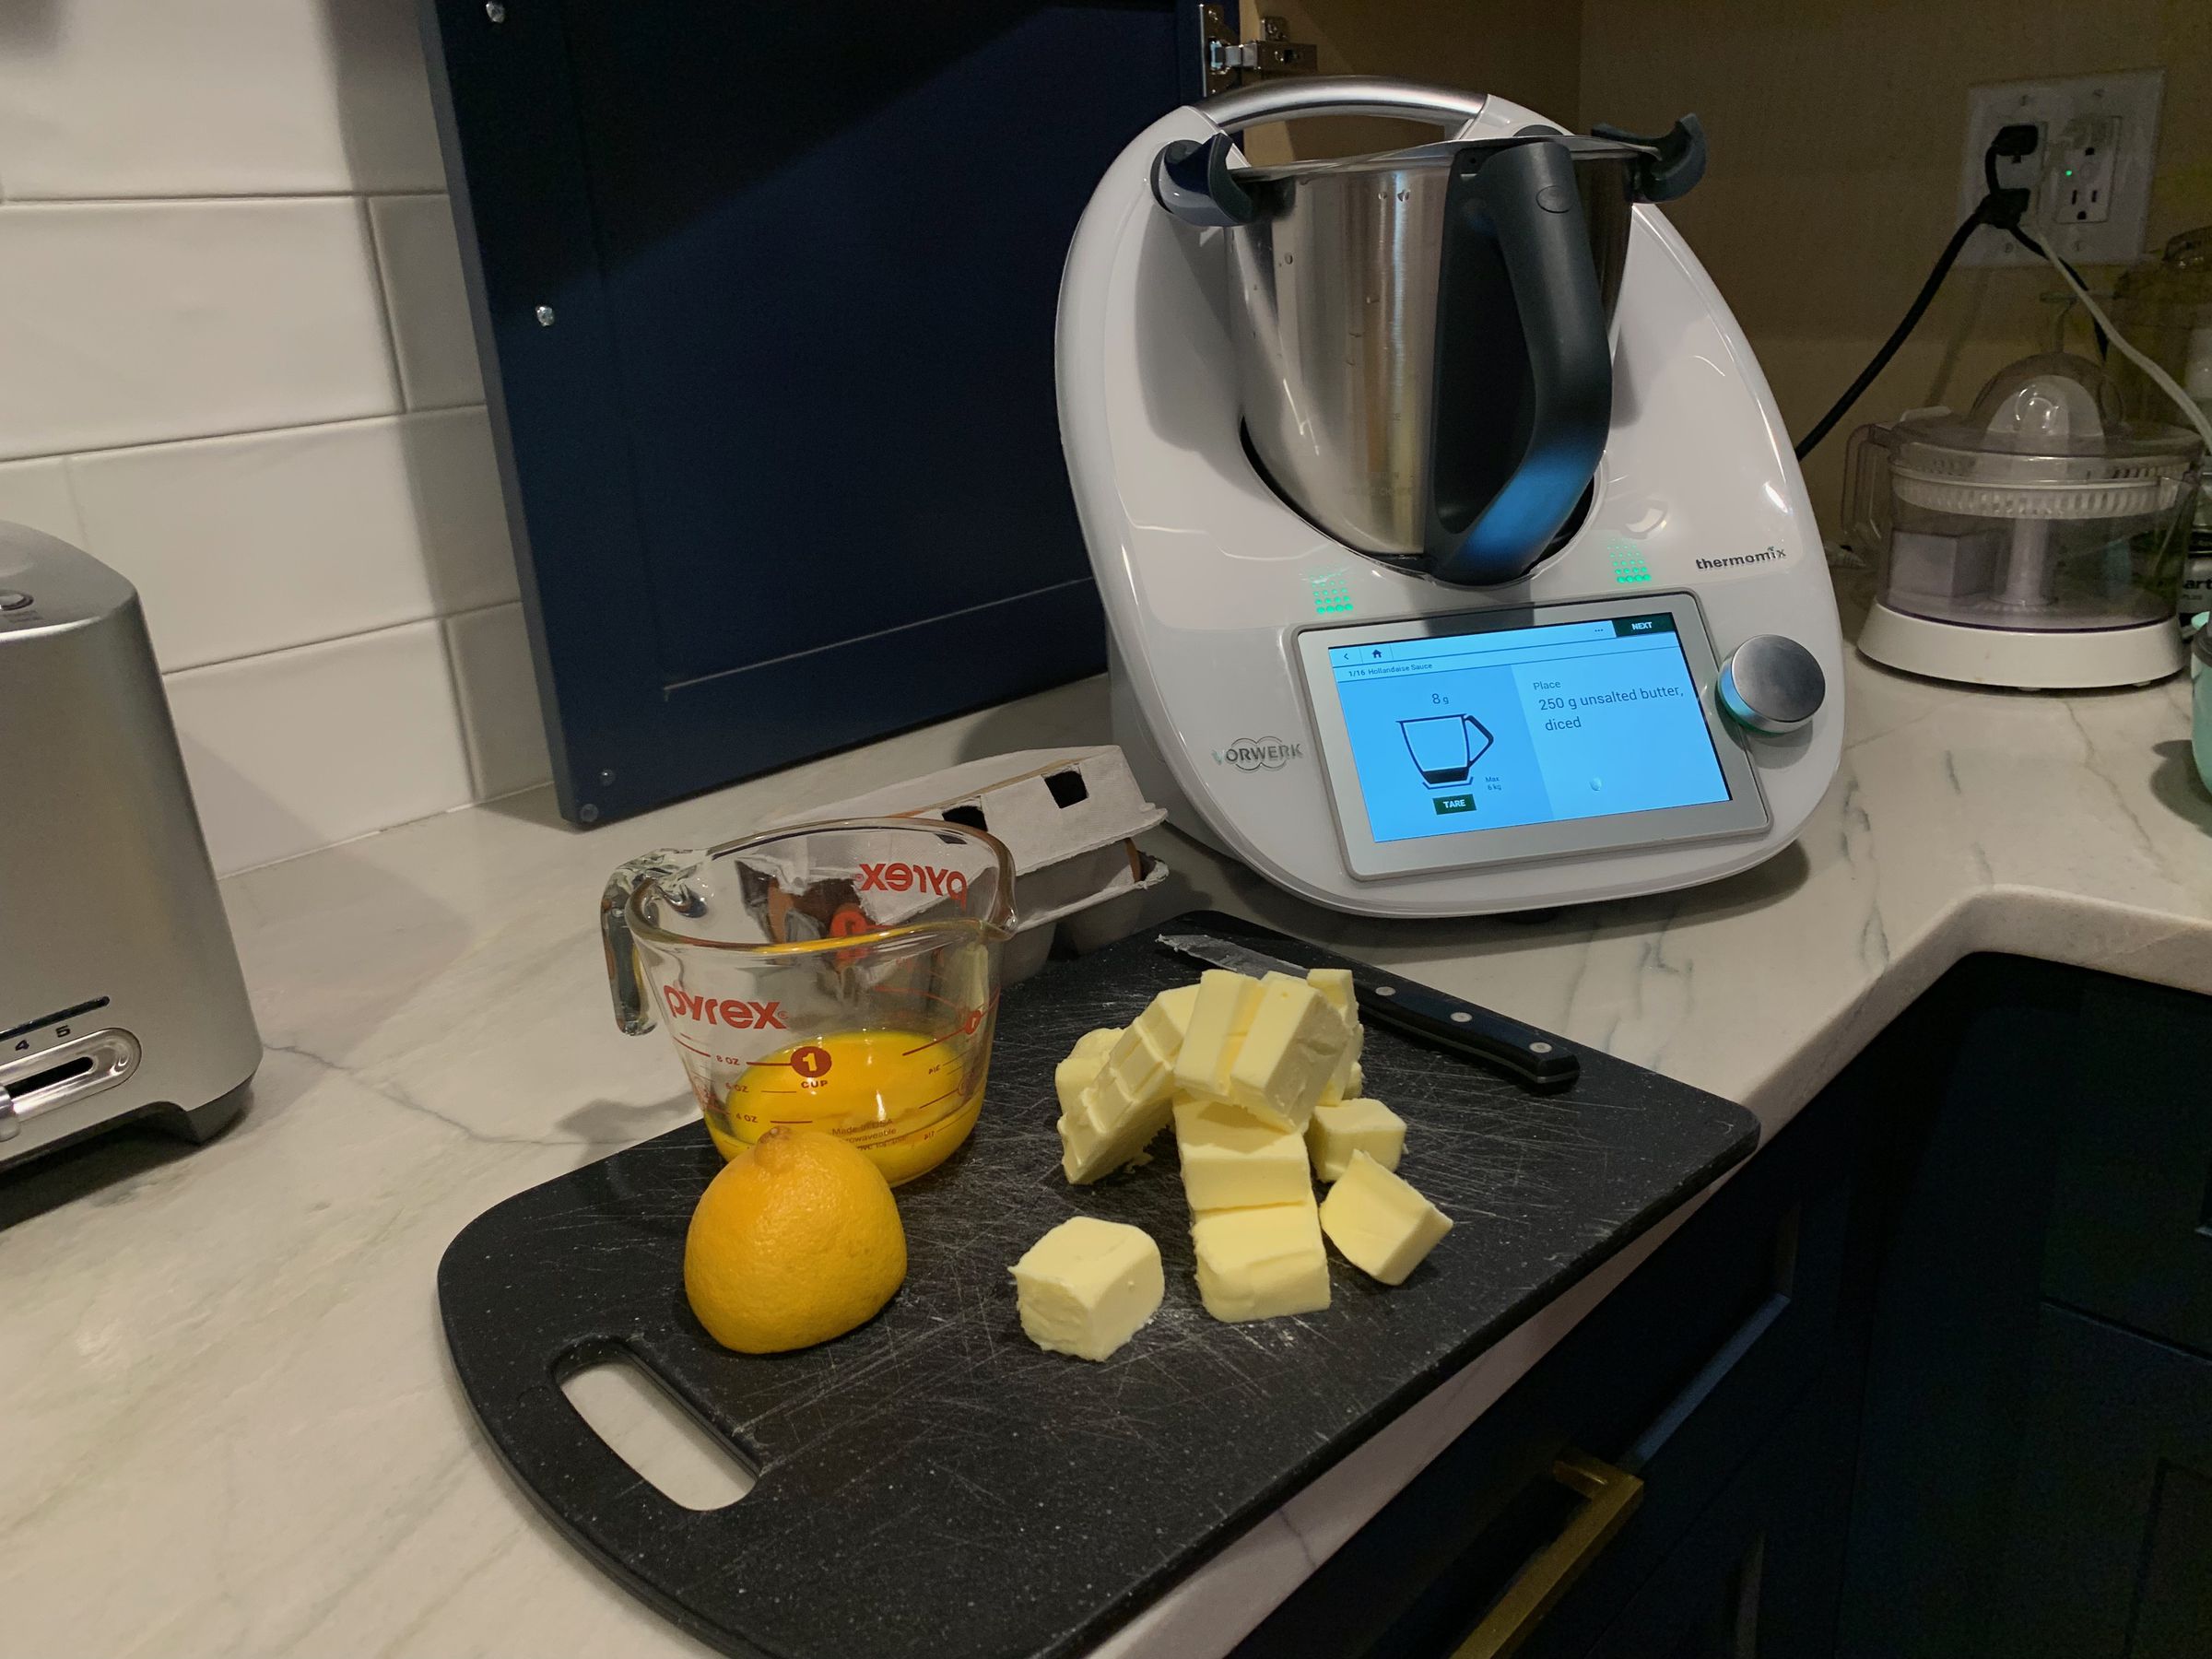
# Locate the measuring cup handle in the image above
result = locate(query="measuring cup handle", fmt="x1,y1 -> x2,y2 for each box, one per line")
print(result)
600,853 -> 682,1035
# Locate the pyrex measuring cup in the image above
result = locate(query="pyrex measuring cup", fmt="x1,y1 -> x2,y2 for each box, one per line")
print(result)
601,819 -> 1015,1185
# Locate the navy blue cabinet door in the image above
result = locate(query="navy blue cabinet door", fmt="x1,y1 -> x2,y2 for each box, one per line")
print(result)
422,4 -> 1202,822
1994,1306 -> 2212,1658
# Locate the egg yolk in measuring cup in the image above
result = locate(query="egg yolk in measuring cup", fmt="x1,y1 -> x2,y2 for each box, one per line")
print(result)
718,1029 -> 986,1187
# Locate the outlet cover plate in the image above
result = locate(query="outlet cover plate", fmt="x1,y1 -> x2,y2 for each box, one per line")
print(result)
1956,69 -> 2163,267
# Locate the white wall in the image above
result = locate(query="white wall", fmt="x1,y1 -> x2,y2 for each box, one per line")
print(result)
0,0 -> 548,875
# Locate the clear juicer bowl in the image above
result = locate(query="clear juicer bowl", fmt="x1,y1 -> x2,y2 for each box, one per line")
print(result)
1851,354 -> 2200,632
601,818 -> 1016,1186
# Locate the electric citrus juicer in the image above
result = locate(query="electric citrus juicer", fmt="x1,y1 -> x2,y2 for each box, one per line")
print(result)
1849,352 -> 2203,688
1055,78 -> 1842,917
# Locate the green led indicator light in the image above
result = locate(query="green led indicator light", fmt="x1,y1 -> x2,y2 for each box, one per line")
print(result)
1308,571 -> 1355,615
1608,541 -> 1653,584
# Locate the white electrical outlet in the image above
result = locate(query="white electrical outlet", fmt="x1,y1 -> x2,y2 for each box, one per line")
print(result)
1955,69 -> 2162,267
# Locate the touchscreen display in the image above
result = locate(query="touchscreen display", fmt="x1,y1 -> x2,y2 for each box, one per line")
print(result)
1322,613 -> 1731,845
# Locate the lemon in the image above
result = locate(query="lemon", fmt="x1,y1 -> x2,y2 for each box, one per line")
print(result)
684,1127 -> 907,1354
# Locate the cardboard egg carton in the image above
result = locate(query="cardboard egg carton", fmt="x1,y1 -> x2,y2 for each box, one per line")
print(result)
784,747 -> 1170,980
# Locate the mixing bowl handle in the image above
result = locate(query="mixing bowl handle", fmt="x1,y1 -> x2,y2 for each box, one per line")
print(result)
1151,133 -> 1256,228
1423,137 -> 1613,587
1196,75 -> 1489,134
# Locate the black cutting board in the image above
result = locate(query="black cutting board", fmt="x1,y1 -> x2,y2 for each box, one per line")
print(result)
440,912 -> 1757,1659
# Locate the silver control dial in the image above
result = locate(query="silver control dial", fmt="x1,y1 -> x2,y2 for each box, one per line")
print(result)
1718,635 -> 1825,734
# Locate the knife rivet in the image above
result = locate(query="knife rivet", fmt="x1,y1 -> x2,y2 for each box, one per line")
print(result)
1449,1010 -> 1472,1023
1532,1041 -> 1554,1053
1376,985 -> 1397,997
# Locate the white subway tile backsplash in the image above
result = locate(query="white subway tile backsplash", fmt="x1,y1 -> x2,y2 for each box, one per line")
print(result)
445,603 -> 553,800
0,199 -> 399,460
0,458 -> 85,544
0,0 -> 442,199
370,194 -> 487,410
0,0 -> 529,868
68,411 -> 515,671
165,621 -> 475,875
400,406 -> 521,614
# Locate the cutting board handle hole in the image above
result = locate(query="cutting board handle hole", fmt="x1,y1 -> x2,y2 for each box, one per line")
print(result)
559,1350 -> 759,1511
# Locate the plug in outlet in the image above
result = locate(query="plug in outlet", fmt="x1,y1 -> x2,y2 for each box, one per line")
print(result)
2049,114 -> 2119,227
1956,69 -> 2162,267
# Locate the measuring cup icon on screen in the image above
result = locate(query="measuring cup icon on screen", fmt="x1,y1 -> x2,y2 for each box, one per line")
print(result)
1399,713 -> 1495,787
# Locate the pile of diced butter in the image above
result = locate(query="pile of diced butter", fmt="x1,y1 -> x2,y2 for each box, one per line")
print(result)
1013,968 -> 1453,1359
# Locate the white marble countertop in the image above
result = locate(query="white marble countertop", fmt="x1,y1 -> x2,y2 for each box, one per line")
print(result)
6,632 -> 2210,1659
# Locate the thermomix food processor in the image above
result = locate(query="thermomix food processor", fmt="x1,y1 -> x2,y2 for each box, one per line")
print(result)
1849,352 -> 2203,688
1055,78 -> 1842,917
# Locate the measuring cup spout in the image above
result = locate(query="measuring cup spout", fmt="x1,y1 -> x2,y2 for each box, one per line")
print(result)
601,850 -> 690,1035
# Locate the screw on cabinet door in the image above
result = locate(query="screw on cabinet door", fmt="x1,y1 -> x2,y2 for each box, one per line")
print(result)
579,803 -> 600,823
535,305 -> 557,326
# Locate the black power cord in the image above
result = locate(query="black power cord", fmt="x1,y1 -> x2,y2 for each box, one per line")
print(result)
1983,141 -> 2108,358
1794,124 -> 2078,460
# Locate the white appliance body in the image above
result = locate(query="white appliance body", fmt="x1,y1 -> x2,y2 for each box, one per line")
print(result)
1057,87 -> 1844,917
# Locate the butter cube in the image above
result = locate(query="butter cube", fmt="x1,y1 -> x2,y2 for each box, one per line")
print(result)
1172,1095 -> 1312,1211
1226,974 -> 1348,1133
1322,1060 -> 1367,1107
1173,971 -> 1265,1100
1319,1152 -> 1453,1286
1060,1091 -> 1171,1183
1190,1193 -> 1331,1322
1070,1028 -> 1120,1063
1097,1020 -> 1176,1118
1305,1097 -> 1406,1182
1133,982 -> 1202,1056
1305,967 -> 1354,1013
1011,1217 -> 1164,1360
1307,969 -> 1366,1104
1056,1011 -> 1184,1183
1054,1028 -> 1119,1120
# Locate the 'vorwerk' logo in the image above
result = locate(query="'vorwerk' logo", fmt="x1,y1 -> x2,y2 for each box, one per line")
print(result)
1213,736 -> 1303,771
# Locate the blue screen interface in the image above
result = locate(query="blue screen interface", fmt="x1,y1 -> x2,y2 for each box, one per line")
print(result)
1325,614 -> 1730,844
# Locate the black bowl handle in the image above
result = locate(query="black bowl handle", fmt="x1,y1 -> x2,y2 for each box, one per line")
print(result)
1591,114 -> 1707,203
1151,133 -> 1256,228
1422,137 -> 1613,587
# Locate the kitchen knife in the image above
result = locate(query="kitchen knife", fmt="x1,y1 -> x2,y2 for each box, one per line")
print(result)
1157,931 -> 1581,1094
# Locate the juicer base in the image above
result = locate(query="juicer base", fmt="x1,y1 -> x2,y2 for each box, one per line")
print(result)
1858,602 -> 2185,689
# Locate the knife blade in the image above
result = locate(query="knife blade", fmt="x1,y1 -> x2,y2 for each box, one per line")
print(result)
1157,931 -> 1581,1094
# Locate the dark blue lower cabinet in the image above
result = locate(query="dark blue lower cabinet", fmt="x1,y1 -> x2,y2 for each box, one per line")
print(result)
1237,956 -> 2212,1659
1578,1373 -> 1858,1659
1992,1305 -> 2212,1659
1234,1041 -> 1865,1659
1839,959 -> 2212,1658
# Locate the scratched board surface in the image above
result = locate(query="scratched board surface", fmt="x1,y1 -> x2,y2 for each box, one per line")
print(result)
440,912 -> 1756,1659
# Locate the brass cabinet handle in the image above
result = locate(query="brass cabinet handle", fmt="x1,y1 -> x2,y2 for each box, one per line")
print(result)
1451,1450 -> 1646,1659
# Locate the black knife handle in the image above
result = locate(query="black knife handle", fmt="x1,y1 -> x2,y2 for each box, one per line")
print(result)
1353,975 -> 1581,1093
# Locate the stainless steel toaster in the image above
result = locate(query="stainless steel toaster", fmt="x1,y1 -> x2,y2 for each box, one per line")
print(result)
0,524 -> 260,1167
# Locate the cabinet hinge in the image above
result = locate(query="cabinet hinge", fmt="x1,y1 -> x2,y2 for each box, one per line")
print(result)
1200,6 -> 1316,96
